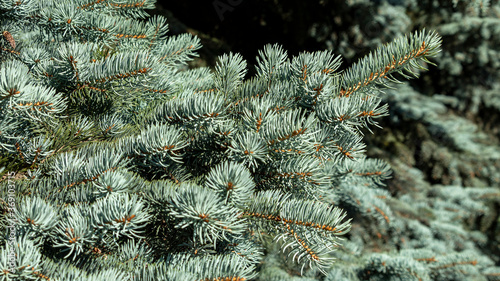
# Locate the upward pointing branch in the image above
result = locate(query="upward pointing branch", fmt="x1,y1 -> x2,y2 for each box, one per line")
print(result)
340,29 -> 442,97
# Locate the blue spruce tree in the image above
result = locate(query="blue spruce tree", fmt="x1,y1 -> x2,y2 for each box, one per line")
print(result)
4,1 -> 495,281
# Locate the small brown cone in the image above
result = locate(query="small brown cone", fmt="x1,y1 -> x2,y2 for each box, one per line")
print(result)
3,31 -> 16,49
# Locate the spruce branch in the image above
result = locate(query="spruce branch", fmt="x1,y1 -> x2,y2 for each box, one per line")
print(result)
340,29 -> 442,97
0,0 -> 453,278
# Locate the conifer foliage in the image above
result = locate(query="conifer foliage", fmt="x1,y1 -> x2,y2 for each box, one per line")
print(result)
1,0 -> 441,280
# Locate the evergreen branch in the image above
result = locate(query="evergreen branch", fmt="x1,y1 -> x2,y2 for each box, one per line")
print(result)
52,206 -> 97,259
0,1 -> 454,277
146,15 -> 170,49
204,161 -> 255,208
343,157 -> 392,186
261,109 -> 317,145
77,0 -> 154,11
169,183 -> 247,245
340,29 -> 442,97
13,136 -> 54,167
317,95 -> 389,132
330,128 -> 366,161
83,50 -> 156,85
361,254 -> 430,280
0,60 -> 33,101
246,197 -> 351,235
9,85 -> 67,119
244,190 -> 351,273
291,49 -> 342,83
276,224 -> 337,275
131,123 -> 187,163
156,92 -> 226,124
171,254 -> 257,280
91,193 -> 151,239
156,33 -> 201,65
215,52 -> 247,96
255,43 -> 288,83
334,184 -> 394,227
46,145 -> 129,194
228,132 -> 268,170
141,179 -> 181,205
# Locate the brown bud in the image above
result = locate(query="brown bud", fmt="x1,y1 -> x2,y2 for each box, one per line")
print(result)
2,31 -> 15,49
